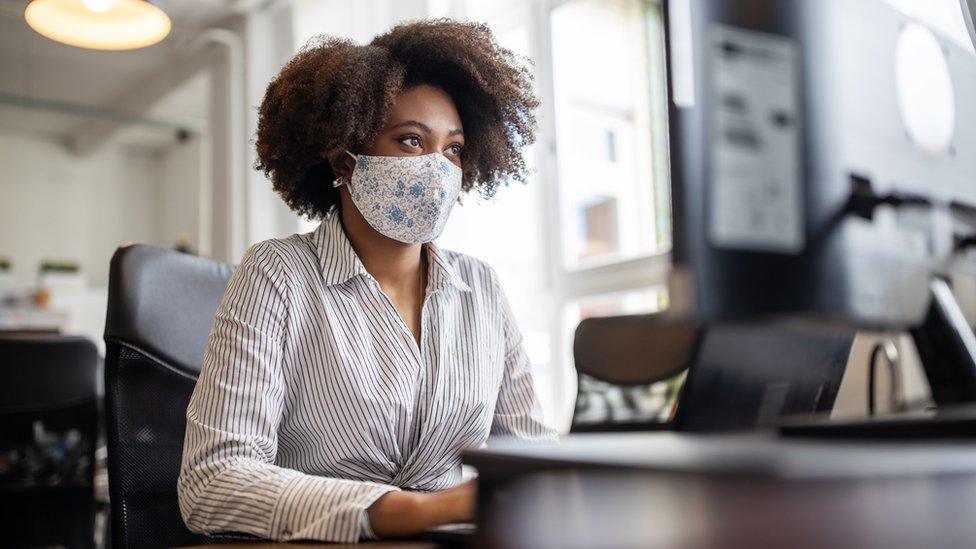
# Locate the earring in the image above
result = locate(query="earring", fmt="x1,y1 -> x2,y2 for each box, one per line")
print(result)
332,176 -> 346,189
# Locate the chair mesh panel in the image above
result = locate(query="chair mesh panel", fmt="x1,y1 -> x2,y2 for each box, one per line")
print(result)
106,344 -> 209,549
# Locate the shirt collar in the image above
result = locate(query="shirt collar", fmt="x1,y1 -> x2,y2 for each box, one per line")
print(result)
425,241 -> 472,293
313,213 -> 371,287
313,213 -> 471,293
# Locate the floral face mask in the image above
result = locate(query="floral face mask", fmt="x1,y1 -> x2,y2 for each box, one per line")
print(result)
342,151 -> 463,244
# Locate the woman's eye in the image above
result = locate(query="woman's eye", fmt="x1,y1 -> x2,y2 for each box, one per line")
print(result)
400,136 -> 422,149
447,144 -> 463,156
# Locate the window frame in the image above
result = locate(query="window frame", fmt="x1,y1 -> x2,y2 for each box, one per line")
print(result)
529,0 -> 673,424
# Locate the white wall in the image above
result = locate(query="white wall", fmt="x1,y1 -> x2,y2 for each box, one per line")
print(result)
243,2 -> 304,246
157,136 -> 203,254
0,129 -> 162,287
291,0 -> 428,47
0,127 -> 209,350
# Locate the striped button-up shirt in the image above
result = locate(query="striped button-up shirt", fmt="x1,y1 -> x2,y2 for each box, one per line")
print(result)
177,213 -> 556,543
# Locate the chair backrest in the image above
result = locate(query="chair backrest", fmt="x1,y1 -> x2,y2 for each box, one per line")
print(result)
0,335 -> 99,415
571,315 -> 700,432
103,245 -> 233,549
0,336 -> 99,549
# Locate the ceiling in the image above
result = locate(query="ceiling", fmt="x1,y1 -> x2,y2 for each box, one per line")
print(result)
0,0 -> 250,150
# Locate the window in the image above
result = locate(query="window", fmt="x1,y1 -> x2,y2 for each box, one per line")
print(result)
579,196 -> 619,261
545,0 -> 672,429
431,0 -> 672,430
550,0 -> 670,269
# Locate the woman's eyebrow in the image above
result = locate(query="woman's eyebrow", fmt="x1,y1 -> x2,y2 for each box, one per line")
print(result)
390,119 -> 464,137
390,120 -> 432,133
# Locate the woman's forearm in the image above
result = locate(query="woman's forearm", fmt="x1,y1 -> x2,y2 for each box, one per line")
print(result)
367,481 -> 475,537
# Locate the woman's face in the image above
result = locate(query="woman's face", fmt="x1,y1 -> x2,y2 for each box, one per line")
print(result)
335,84 -> 465,242
363,84 -> 465,166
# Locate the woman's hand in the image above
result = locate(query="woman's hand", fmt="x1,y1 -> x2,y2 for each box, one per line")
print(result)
367,480 -> 476,538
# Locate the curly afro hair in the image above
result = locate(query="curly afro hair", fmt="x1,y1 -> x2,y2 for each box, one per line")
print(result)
254,19 -> 539,219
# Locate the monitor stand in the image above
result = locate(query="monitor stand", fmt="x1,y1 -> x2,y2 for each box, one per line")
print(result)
782,278 -> 976,439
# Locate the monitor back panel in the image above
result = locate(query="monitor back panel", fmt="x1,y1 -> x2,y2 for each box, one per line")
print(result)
665,0 -> 976,328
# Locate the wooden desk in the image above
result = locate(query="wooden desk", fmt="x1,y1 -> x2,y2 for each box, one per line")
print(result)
479,468 -> 976,548
466,432 -> 976,548
467,431 -> 976,479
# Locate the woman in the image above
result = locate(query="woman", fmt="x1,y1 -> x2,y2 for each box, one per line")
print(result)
177,19 -> 556,543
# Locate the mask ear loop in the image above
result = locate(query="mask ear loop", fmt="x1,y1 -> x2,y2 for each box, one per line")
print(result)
332,150 -> 359,188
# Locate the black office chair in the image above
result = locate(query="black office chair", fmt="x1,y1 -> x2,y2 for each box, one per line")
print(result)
0,335 -> 100,549
103,245 -> 234,548
571,315 -> 698,432
571,314 -> 855,433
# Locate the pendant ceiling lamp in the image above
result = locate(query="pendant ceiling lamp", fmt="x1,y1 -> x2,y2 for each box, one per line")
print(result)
25,0 -> 171,51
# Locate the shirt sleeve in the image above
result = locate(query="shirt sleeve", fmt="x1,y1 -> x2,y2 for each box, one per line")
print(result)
177,242 -> 398,543
358,508 -> 378,540
489,271 -> 559,441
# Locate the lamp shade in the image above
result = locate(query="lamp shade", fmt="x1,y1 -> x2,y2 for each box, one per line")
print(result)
25,0 -> 171,51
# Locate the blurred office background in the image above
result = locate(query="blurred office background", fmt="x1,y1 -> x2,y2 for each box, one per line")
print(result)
1,0 -> 974,438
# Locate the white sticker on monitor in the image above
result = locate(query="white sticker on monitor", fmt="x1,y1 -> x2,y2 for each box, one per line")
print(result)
708,25 -> 803,254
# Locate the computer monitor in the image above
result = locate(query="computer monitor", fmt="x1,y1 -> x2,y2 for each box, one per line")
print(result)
663,0 -> 976,408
